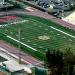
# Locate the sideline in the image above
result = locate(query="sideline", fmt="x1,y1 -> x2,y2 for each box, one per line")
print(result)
32,19 -> 75,39
7,35 -> 37,51
50,26 -> 75,39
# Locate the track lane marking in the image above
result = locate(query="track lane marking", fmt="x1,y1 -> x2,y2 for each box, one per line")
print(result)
0,47 -> 31,65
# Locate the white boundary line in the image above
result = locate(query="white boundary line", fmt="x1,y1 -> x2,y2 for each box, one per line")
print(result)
0,20 -> 28,27
6,35 -> 37,51
32,19 -> 75,39
50,26 -> 75,39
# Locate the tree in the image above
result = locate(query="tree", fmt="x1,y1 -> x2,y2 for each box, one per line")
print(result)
46,49 -> 52,67
46,49 -> 63,75
63,48 -> 75,75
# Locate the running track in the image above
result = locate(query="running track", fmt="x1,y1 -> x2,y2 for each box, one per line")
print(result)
0,40 -> 42,66
0,8 -> 75,30
0,7 -> 75,66
24,7 -> 75,31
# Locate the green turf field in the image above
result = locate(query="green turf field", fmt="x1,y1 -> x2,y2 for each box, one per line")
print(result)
0,15 -> 75,60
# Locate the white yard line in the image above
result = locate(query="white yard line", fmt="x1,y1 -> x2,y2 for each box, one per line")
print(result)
50,26 -> 75,39
6,35 -> 37,51
10,20 -> 28,24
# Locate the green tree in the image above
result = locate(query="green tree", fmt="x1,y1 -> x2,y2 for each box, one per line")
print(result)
63,48 -> 75,75
46,49 -> 63,75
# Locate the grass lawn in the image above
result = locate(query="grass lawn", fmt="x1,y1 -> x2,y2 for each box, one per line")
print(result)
0,15 -> 75,60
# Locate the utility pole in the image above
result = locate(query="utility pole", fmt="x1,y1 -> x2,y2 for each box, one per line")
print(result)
18,28 -> 21,64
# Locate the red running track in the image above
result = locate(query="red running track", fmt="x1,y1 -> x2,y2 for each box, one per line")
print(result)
0,40 -> 43,66
25,7 -> 75,31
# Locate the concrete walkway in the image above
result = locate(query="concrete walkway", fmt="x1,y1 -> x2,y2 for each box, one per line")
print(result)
62,11 -> 75,25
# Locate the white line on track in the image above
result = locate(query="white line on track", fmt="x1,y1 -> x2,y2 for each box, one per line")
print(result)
0,47 -> 31,65
50,26 -> 75,39
6,35 -> 37,51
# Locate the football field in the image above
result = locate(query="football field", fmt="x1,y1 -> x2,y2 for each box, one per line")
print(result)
0,15 -> 75,60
